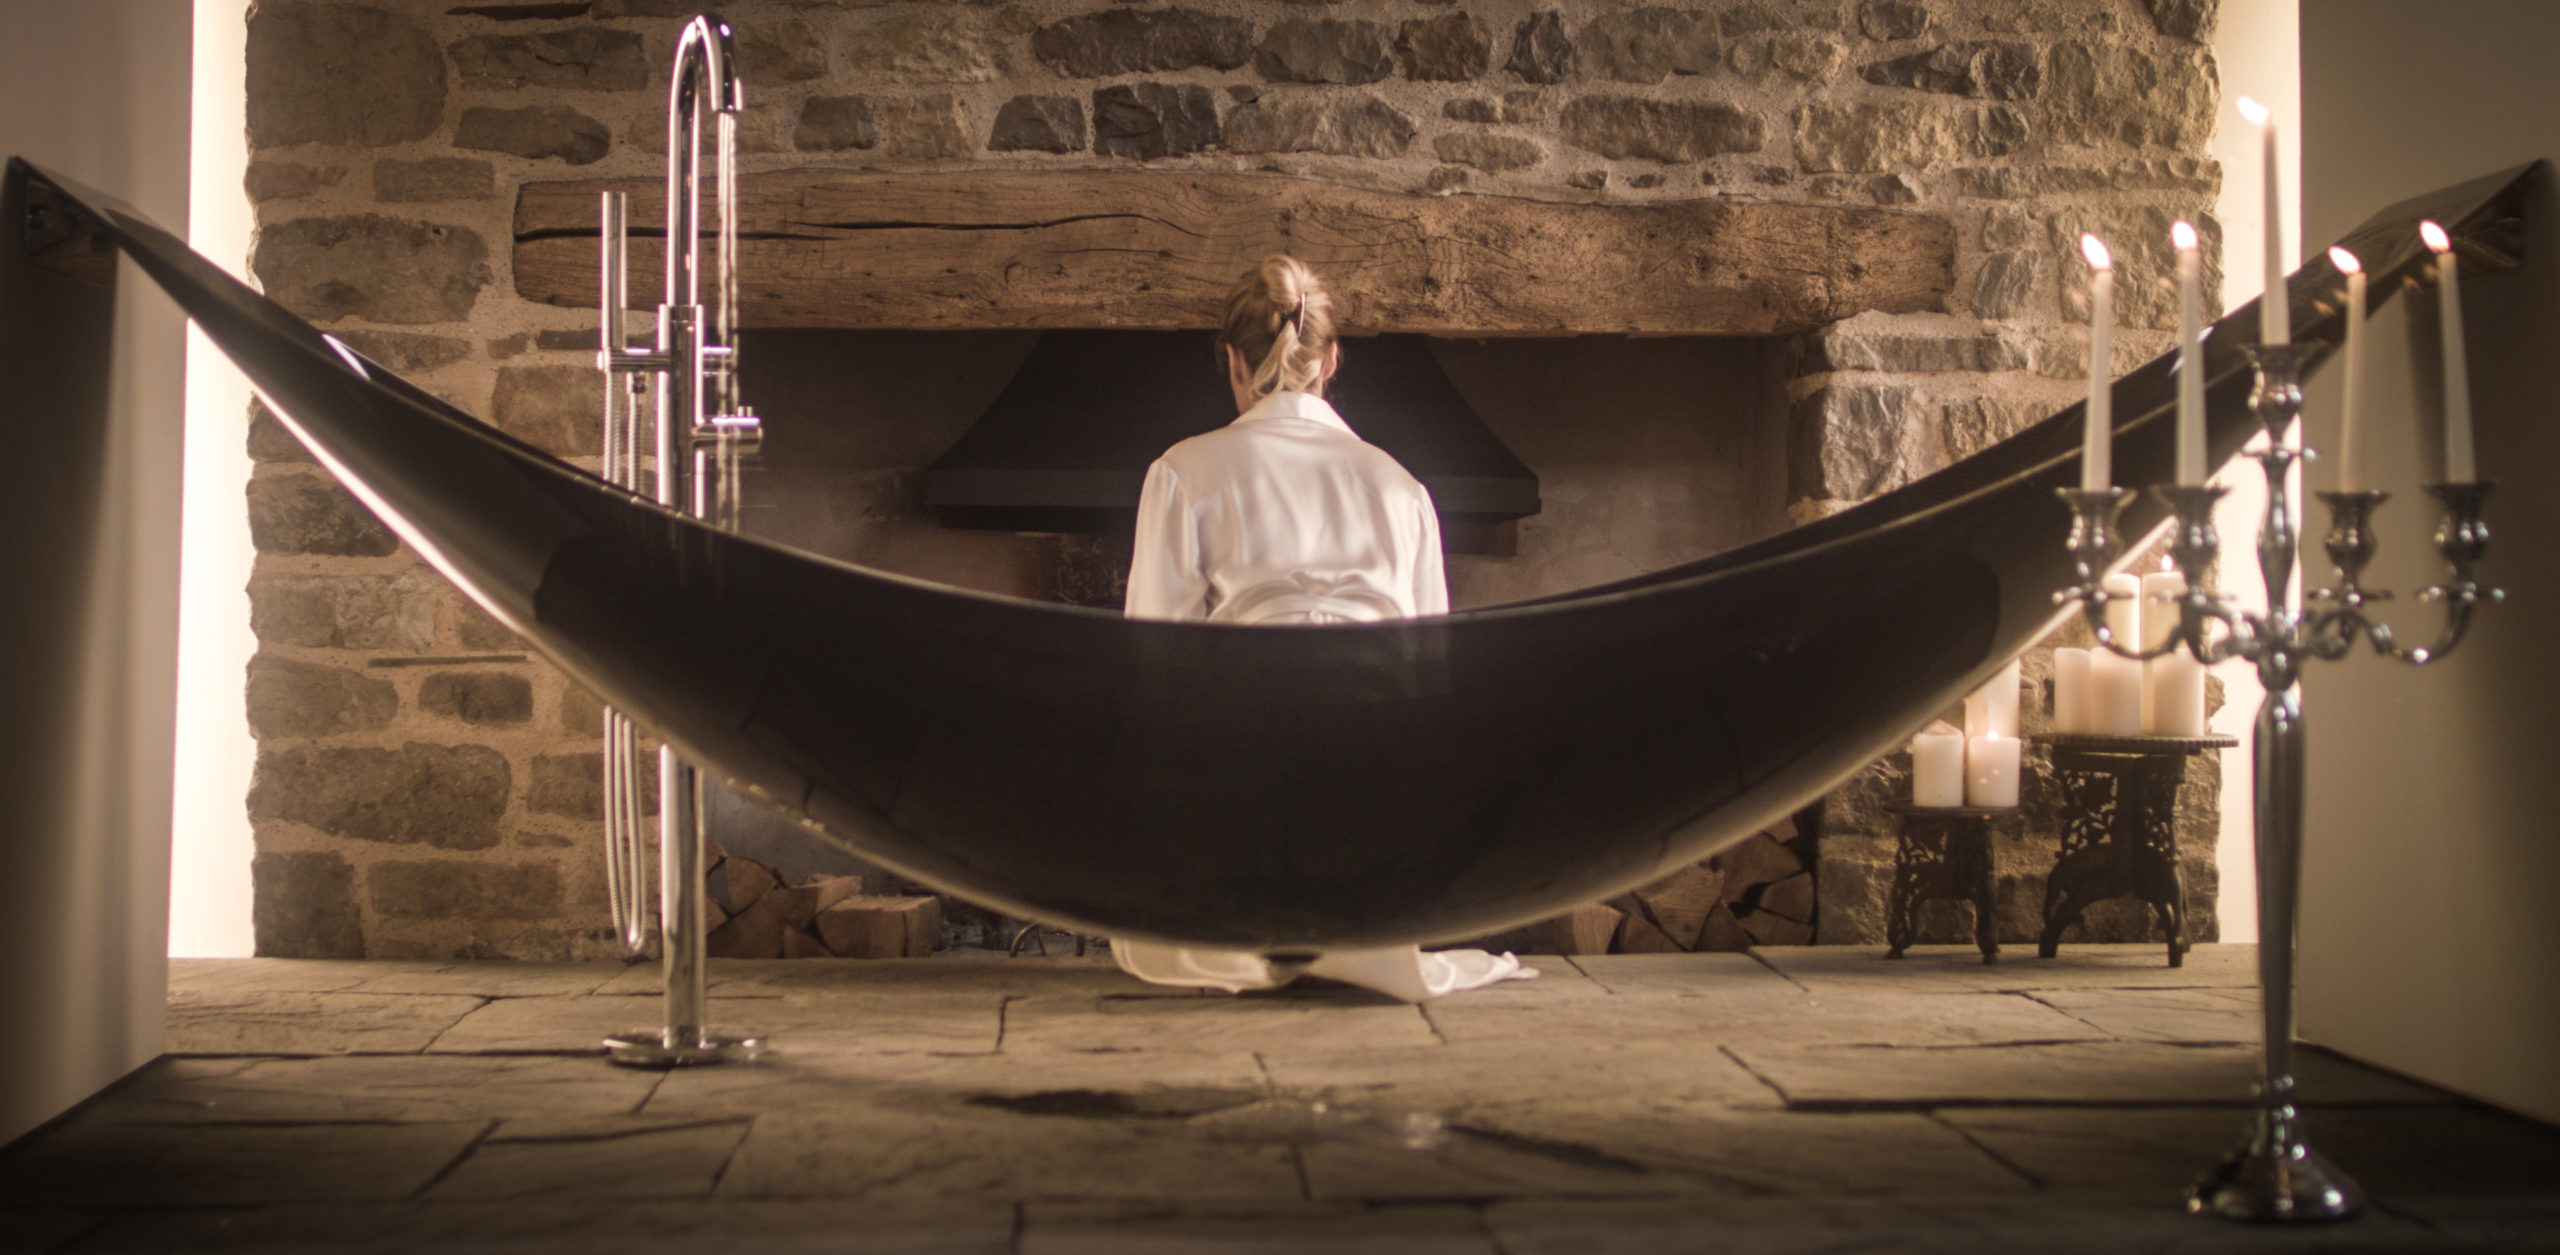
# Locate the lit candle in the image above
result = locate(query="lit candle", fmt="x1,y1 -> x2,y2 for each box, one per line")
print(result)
1912,721 -> 1966,808
2147,652 -> 2207,736
2102,572 -> 2141,650
1964,659 -> 2021,741
2053,648 -> 2090,734
2420,220 -> 2477,482
2239,96 -> 2287,345
2142,561 -> 2184,652
1966,733 -> 2021,808
2328,247 -> 2369,491
2173,220 -> 2205,484
2089,651 -> 2145,735
2080,234 -> 2115,491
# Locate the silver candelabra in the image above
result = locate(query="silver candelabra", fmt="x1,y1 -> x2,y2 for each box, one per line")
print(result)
2055,343 -> 2499,1223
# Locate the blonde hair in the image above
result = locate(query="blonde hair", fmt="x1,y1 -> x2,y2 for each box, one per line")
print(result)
1217,255 -> 1335,401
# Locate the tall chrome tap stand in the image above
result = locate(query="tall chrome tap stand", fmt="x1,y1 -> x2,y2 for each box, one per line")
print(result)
2056,343 -> 2498,1223
596,13 -> 764,1069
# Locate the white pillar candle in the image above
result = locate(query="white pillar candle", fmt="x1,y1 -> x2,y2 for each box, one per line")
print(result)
2080,235 -> 2115,491
2141,566 -> 2184,653
1966,734 -> 2022,808
2088,650 -> 2145,735
2173,220 -> 2206,484
2420,220 -> 2477,482
1964,659 -> 2022,741
1912,721 -> 1966,807
2240,96 -> 2287,345
2102,572 -> 2142,651
2146,651 -> 2208,737
2328,247 -> 2368,491
2053,648 -> 2090,734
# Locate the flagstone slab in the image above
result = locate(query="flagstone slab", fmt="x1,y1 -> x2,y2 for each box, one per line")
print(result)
1462,1105 -> 2034,1198
168,957 -> 382,995
2026,986 -> 2259,1044
98,1053 -> 658,1124
425,1116 -> 752,1200
0,1119 -> 485,1207
165,990 -> 485,1055
76,1200 -> 1015,1254
593,953 -> 1134,998
349,961 -> 624,998
1751,943 -> 2256,994
1563,952 -> 1799,997
1022,1202 -> 1497,1255
1424,983 -> 2108,1050
1728,1041 -> 2452,1109
1262,1037 -> 1782,1114
718,1106 -> 1304,1204
645,1047 -> 1267,1120
424,992 -> 1001,1055
1003,988 -> 1438,1054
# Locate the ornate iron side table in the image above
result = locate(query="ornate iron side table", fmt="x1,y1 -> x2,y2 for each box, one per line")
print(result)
2030,733 -> 2236,968
1885,803 -> 2016,964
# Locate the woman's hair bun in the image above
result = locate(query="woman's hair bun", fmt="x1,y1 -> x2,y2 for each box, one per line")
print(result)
1218,254 -> 1334,400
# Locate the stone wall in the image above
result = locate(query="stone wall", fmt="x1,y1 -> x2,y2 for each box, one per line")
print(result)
238,0 -> 2224,957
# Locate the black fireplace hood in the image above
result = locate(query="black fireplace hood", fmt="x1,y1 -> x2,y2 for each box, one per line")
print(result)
924,330 -> 1540,536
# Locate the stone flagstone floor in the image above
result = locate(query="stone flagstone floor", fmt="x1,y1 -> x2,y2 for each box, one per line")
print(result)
3,944 -> 2556,1252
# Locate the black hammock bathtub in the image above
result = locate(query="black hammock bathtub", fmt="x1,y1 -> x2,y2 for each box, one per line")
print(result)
5,157 -> 2529,950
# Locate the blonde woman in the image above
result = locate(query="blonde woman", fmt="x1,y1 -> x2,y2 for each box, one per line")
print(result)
1112,255 -> 1534,1002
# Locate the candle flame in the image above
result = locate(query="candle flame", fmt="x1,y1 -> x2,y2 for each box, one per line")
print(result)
2237,96 -> 2271,126
2328,246 -> 2362,275
2420,220 -> 2452,254
2170,220 -> 2198,251
2079,234 -> 2112,270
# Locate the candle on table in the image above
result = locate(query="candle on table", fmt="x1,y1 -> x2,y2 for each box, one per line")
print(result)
2080,234 -> 2116,491
1912,721 -> 1966,807
2147,652 -> 2207,736
1966,733 -> 2021,808
1965,659 -> 2022,741
2172,220 -> 2206,484
2102,572 -> 2141,650
2420,220 -> 2478,482
2142,562 -> 2184,652
2328,247 -> 2369,491
2053,648 -> 2090,734
2239,96 -> 2287,345
2089,651 -> 2145,735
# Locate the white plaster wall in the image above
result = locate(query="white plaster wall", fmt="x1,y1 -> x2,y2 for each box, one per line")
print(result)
2297,0 -> 2560,1125
0,0 -> 192,1143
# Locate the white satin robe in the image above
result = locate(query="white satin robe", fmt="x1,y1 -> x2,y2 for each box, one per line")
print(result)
1112,389 -> 1535,1002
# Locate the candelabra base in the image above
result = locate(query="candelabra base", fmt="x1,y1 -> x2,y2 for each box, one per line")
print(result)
603,1027 -> 764,1069
2187,1104 -> 2367,1224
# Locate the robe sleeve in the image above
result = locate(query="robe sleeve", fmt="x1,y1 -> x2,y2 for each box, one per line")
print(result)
1411,490 -> 1449,618
1125,458 -> 1211,621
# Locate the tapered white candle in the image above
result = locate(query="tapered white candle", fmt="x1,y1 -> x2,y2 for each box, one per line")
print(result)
2420,221 -> 2477,482
1966,734 -> 2021,808
1912,721 -> 1965,808
2080,234 -> 2114,491
2173,220 -> 2205,484
2239,97 -> 2287,345
2328,247 -> 2369,491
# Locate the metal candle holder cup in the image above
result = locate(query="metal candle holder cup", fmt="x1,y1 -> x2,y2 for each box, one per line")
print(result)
2053,342 -> 2500,1224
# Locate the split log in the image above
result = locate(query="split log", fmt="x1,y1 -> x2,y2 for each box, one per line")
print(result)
513,170 -> 1954,336
815,895 -> 942,958
781,926 -> 833,959
706,886 -> 791,959
1628,862 -> 1724,950
768,873 -> 867,931
1541,902 -> 1624,956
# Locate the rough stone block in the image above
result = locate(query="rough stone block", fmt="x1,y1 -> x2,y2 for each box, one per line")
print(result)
1572,8 -> 1719,85
252,851 -> 366,958
450,29 -> 647,90
1255,19 -> 1394,85
1789,384 -> 1912,500
1092,83 -> 1220,160
252,215 -> 490,325
1560,96 -> 1763,162
845,11 -> 1007,82
795,96 -> 879,151
2049,206 -> 2222,331
1764,33 -> 1846,82
247,475 -> 400,557
449,589 -> 523,651
527,751 -> 605,820
989,95 -> 1083,154
247,654 -> 398,739
249,743 -> 510,849
373,158 -> 494,204
814,896 -> 942,958
1506,11 -> 1573,84
1442,97 -> 1501,123
248,399 -> 312,464
1226,96 -> 1417,159
243,160 -> 342,203
250,570 -> 440,652
560,683 -> 607,737
1859,41 -> 2040,99
1796,100 -> 2024,171
490,364 -> 602,457
877,94 -> 973,159
246,2 -> 446,148
2144,0 -> 2217,43
1940,395 -> 2036,462
736,18 -> 828,84
419,671 -> 534,726
370,859 -> 565,920
2045,42 -> 2214,151
1397,14 -> 1489,81
1501,89 -> 1548,122
1432,132 -> 1543,173
1811,326 -> 2030,373
1858,0 -> 1931,40
1030,9 -> 1254,77
334,329 -> 473,372
1969,249 -> 2042,320
455,105 -> 612,165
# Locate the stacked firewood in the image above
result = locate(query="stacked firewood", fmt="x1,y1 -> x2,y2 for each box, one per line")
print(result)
703,848 -> 940,959
1529,819 -> 1815,955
